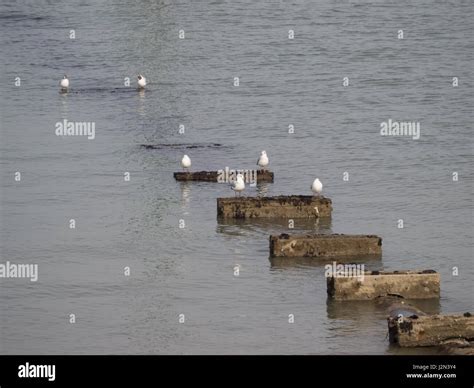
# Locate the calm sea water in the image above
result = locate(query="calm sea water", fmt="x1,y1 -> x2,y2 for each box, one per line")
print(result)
0,0 -> 472,354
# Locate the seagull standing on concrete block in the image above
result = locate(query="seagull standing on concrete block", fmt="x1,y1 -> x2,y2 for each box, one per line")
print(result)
231,173 -> 245,196
311,178 -> 323,196
257,150 -> 269,170
181,155 -> 191,172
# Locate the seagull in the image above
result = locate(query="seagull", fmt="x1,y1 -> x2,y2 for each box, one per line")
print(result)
60,75 -> 69,90
231,173 -> 245,196
257,150 -> 269,170
311,178 -> 323,196
181,155 -> 191,172
137,74 -> 146,89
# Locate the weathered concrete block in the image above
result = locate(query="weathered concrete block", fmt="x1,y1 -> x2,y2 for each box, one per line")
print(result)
269,233 -> 381,258
388,312 -> 474,347
174,171 -> 218,182
217,196 -> 332,219
327,270 -> 440,300
174,170 -> 274,183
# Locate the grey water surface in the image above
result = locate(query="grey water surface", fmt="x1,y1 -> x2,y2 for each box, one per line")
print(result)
0,0 -> 472,354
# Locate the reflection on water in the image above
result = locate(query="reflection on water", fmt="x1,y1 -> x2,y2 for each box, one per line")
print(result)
180,182 -> 191,214
270,253 -> 383,269
217,216 -> 333,236
60,92 -> 68,119
256,182 -> 270,197
216,217 -> 333,240
400,298 -> 441,316
326,297 -> 441,321
137,89 -> 146,116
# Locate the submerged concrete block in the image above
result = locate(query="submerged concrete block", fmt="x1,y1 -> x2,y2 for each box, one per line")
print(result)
217,196 -> 332,219
327,270 -> 440,300
174,170 -> 274,183
388,312 -> 474,347
269,233 -> 381,258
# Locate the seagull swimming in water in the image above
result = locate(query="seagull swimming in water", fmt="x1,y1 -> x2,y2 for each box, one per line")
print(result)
311,178 -> 323,196
60,75 -> 69,91
137,74 -> 146,89
257,150 -> 269,170
181,155 -> 191,172
231,173 -> 245,196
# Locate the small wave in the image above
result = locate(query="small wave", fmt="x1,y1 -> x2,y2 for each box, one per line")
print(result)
61,87 -> 141,94
140,143 -> 225,150
0,14 -> 45,21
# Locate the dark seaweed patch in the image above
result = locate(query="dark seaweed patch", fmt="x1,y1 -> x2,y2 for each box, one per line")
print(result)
141,143 -> 224,150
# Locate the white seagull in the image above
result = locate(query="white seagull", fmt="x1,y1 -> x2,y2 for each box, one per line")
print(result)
231,173 -> 245,196
257,150 -> 269,170
311,178 -> 323,196
181,155 -> 191,172
60,75 -> 69,90
137,74 -> 146,89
